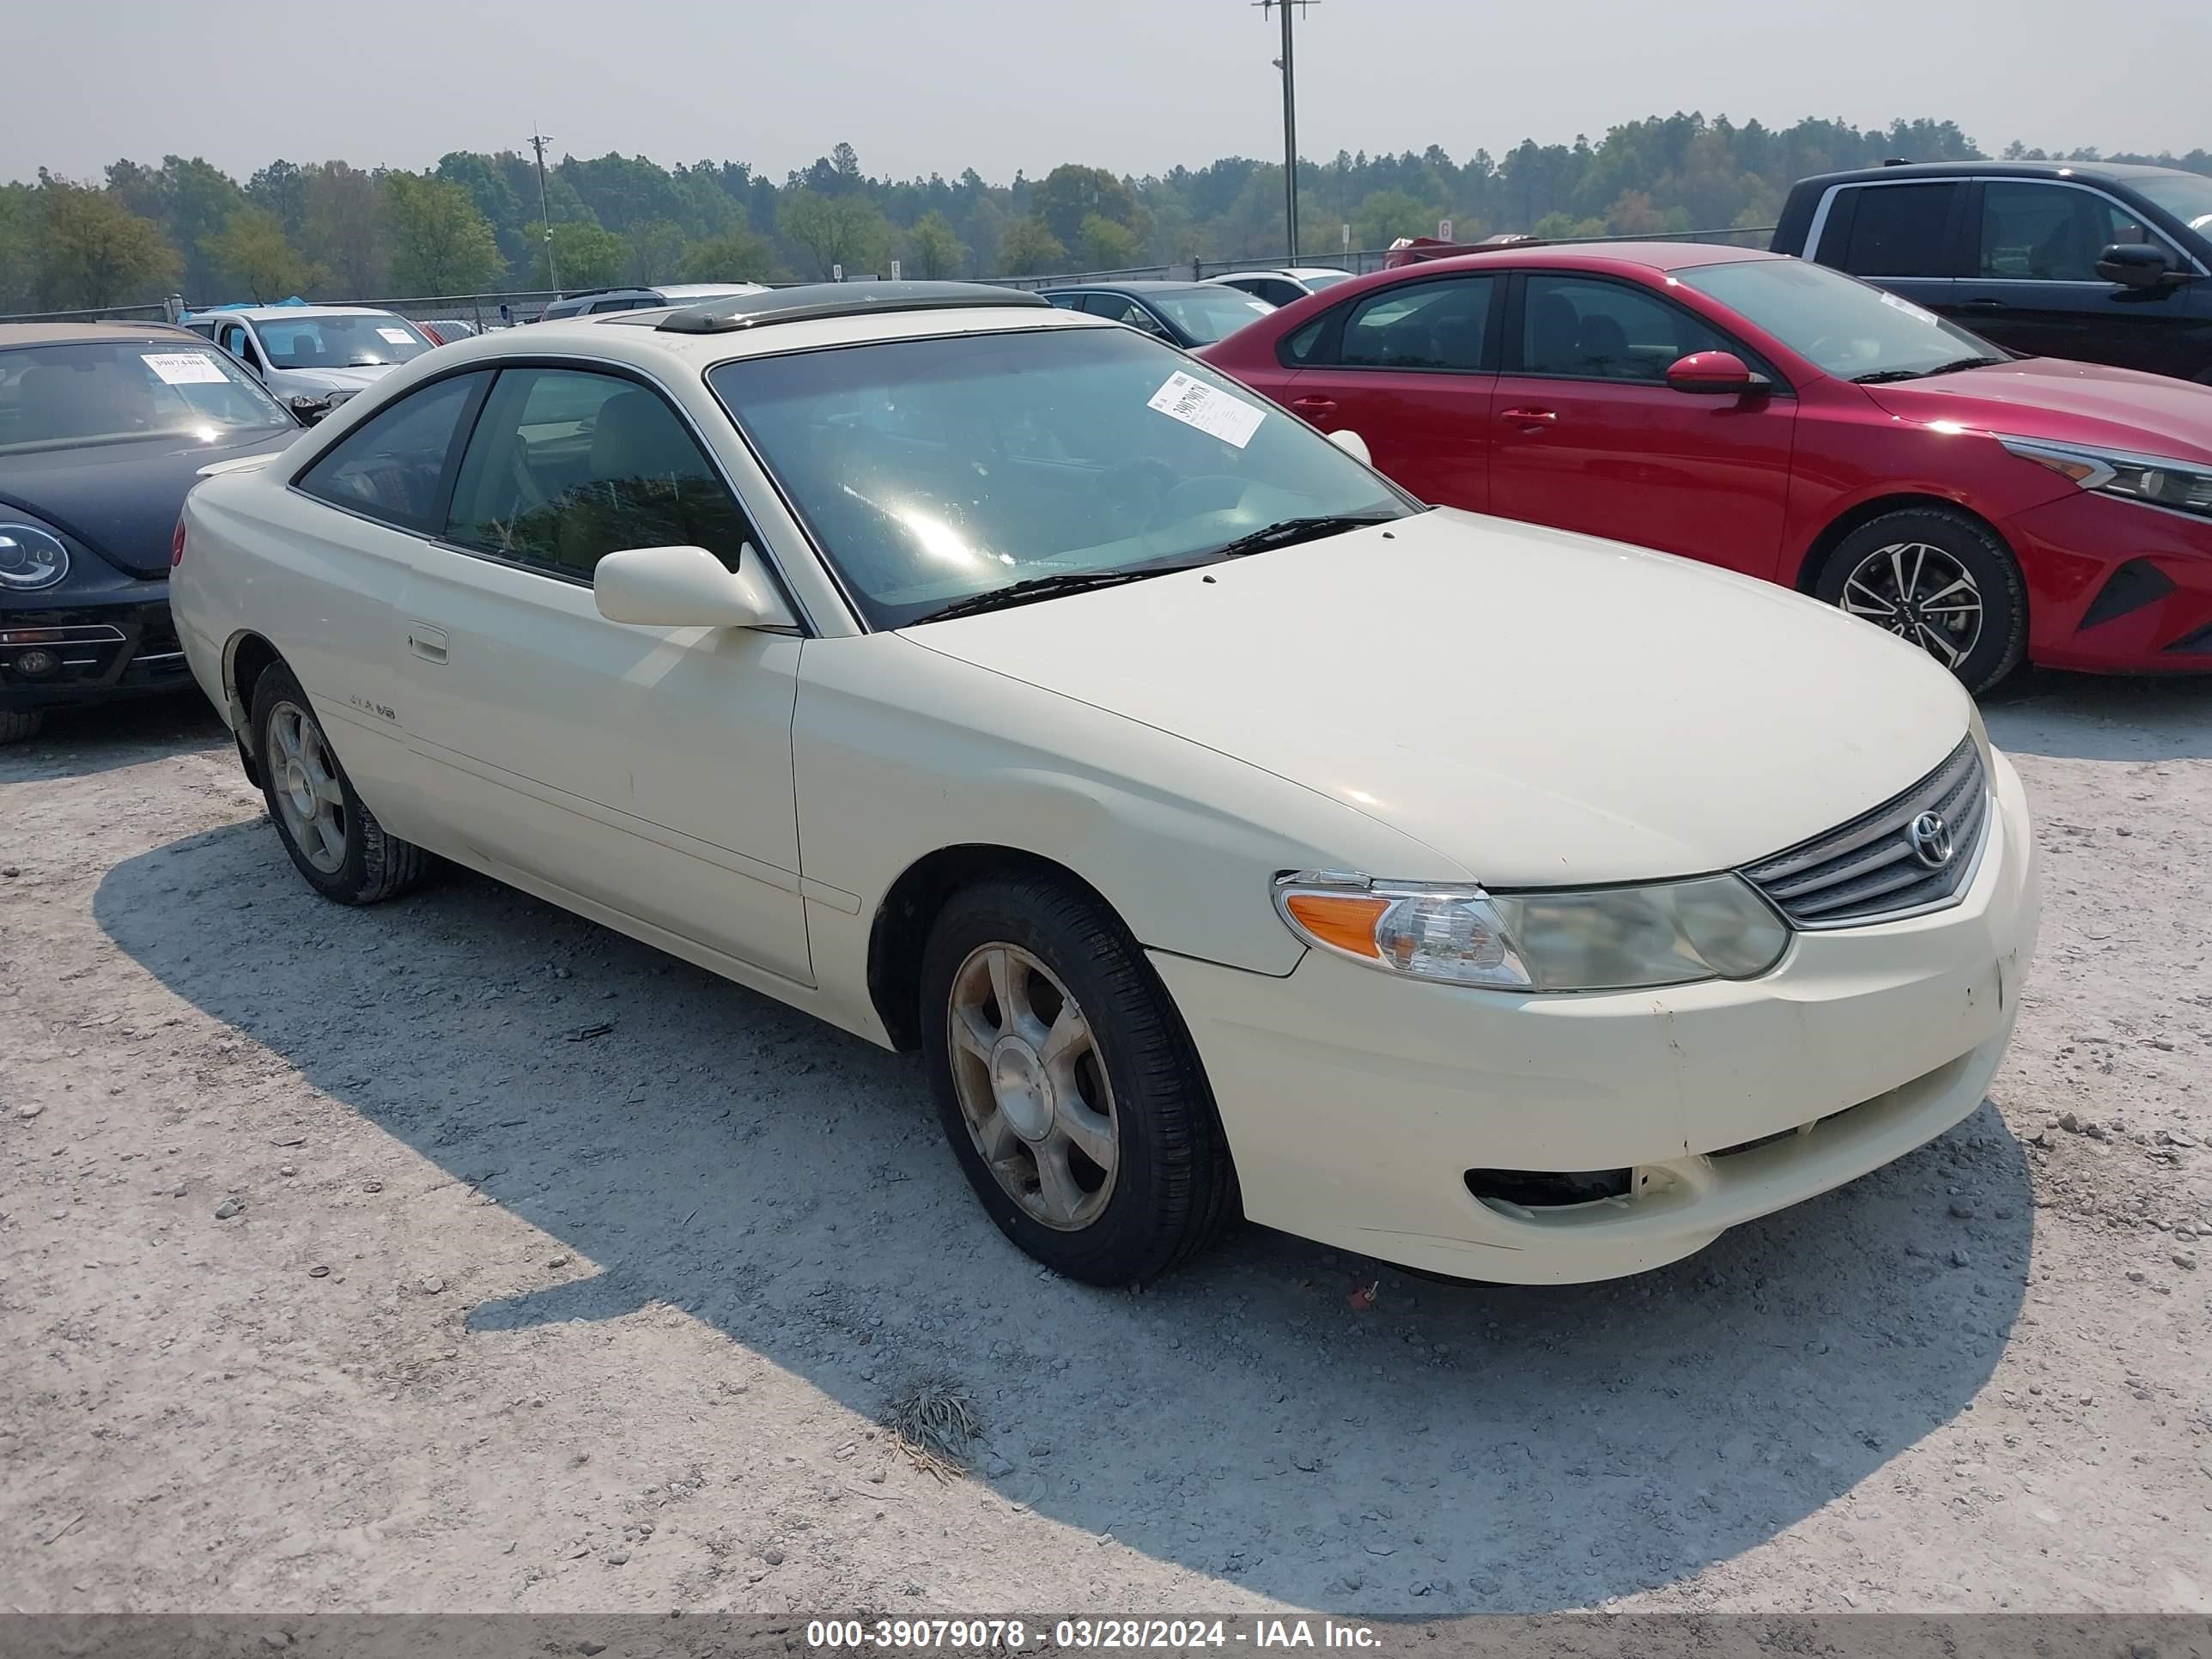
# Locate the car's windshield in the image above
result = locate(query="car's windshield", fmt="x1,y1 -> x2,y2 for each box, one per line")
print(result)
1677,258 -> 2001,380
254,313 -> 433,369
1146,287 -> 1277,343
0,342 -> 292,455
708,325 -> 1412,629
2134,172 -> 2212,237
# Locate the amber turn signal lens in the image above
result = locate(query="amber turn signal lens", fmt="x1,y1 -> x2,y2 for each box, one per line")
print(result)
1281,892 -> 1389,958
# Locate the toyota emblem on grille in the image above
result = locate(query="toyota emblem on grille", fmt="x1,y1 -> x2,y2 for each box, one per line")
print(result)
1907,811 -> 1955,869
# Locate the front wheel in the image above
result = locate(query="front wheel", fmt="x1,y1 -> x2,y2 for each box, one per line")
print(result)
1814,507 -> 2027,695
920,872 -> 1237,1285
0,708 -> 43,745
250,664 -> 433,905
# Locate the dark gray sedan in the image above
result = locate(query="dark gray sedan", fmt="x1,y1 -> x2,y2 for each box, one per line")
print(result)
1041,282 -> 1277,349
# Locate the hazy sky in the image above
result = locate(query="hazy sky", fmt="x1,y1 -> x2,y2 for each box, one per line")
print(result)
7,0 -> 2207,186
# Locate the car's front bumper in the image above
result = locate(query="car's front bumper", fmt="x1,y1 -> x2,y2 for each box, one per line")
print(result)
1152,748 -> 2041,1285
1,585 -> 193,714
2008,491 -> 2212,670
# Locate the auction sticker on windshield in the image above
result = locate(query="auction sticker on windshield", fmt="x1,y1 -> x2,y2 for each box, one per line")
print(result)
1147,370 -> 1266,449
376,327 -> 414,345
142,352 -> 229,386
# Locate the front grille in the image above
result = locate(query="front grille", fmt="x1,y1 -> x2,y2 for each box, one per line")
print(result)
1741,737 -> 1987,927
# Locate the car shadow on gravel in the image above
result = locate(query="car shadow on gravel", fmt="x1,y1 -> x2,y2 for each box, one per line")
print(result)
95,818 -> 2034,1616
1983,668 -> 2212,762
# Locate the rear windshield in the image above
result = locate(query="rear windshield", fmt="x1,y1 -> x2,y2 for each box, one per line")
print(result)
0,342 -> 292,454
1145,287 -> 1277,343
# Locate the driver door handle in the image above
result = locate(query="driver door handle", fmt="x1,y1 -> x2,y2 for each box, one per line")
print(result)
1290,396 -> 1339,418
1961,298 -> 2009,309
1502,407 -> 1559,431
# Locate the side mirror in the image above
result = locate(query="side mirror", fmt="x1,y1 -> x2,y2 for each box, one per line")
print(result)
1327,428 -> 1373,466
1666,350 -> 1769,396
2096,242 -> 2185,289
593,544 -> 797,631
288,393 -> 334,425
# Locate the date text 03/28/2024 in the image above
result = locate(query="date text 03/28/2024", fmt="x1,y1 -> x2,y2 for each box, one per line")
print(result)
803,1620 -> 1382,1650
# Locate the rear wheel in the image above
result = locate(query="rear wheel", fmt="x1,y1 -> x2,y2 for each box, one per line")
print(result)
920,872 -> 1237,1285
250,665 -> 432,905
1814,507 -> 2027,694
0,709 -> 42,745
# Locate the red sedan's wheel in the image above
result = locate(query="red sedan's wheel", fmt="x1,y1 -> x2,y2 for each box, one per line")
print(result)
1816,507 -> 2028,695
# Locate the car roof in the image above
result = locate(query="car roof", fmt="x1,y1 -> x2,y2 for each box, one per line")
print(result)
1373,241 -> 1784,277
1042,280 -> 1222,295
1790,159 -> 2197,189
0,320 -> 227,349
188,304 -> 408,322
412,284 -> 1111,377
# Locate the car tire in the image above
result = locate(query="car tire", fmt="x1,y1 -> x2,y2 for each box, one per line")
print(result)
0,708 -> 43,745
1814,506 -> 2028,695
250,664 -> 432,905
920,871 -> 1237,1285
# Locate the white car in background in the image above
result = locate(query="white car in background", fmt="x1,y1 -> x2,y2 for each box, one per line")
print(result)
1211,266 -> 1358,306
181,304 -> 436,419
171,283 -> 2039,1287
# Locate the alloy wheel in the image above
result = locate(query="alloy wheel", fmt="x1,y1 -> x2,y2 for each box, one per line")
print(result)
1839,541 -> 1985,669
945,943 -> 1120,1231
264,700 -> 349,874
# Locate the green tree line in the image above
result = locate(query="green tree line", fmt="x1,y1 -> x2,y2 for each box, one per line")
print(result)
4,115 -> 2207,313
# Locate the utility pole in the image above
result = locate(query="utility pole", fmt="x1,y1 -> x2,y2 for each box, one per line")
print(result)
1257,0 -> 1314,263
530,127 -> 560,291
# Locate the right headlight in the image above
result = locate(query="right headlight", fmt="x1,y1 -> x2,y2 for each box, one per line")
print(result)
0,522 -> 70,591
1273,871 -> 1790,992
1999,434 -> 2212,520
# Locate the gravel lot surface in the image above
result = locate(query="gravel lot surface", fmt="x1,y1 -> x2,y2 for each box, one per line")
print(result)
3,675 -> 2209,1617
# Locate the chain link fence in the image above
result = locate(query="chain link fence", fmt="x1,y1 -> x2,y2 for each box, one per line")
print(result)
2,225 -> 1778,326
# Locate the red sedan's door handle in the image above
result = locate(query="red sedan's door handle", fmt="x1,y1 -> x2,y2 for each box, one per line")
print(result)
1290,396 -> 1339,418
1502,407 -> 1558,430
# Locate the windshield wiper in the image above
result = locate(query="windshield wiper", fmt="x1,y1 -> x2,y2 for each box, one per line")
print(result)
1920,354 -> 2010,377
920,562 -> 1207,623
1206,514 -> 1400,561
1852,355 -> 2008,385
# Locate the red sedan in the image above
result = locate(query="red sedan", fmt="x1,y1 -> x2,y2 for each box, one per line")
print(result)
1201,244 -> 2212,690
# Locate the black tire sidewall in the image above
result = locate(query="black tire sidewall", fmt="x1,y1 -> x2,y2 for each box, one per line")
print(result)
919,877 -> 1218,1285
249,666 -> 380,902
1815,507 -> 2027,695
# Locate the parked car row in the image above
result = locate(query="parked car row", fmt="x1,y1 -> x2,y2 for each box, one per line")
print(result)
140,281 -> 2039,1291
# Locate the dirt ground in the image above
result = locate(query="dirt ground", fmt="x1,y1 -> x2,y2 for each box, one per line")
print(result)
3,672 -> 2209,1618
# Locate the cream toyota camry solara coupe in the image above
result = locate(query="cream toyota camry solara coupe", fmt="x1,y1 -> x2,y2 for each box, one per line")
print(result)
172,283 -> 2041,1287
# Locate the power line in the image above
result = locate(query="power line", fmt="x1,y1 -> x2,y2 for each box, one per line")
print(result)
530,126 -> 559,290
1256,0 -> 1316,262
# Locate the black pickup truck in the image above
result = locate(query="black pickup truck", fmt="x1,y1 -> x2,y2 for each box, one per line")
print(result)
1771,160 -> 2212,384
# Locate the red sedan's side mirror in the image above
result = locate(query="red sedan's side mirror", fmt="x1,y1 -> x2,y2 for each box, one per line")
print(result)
1666,350 -> 1769,395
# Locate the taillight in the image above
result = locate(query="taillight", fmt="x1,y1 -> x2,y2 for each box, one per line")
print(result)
171,520 -> 186,568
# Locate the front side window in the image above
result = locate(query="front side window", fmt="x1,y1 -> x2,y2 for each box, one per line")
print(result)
254,314 -> 433,370
1519,275 -> 1729,382
444,368 -> 751,578
708,325 -> 1413,629
295,370 -> 489,529
0,342 -> 293,455
1832,183 -> 1962,277
1979,182 -> 2160,281
1678,258 -> 1998,382
1331,275 -> 1498,371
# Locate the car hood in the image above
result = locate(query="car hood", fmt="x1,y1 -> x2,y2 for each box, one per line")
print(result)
904,508 -> 1975,885
270,365 -> 397,393
1863,357 -> 2212,465
0,426 -> 300,579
